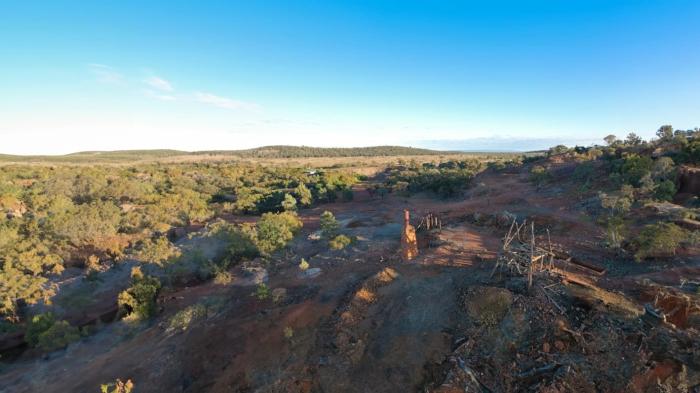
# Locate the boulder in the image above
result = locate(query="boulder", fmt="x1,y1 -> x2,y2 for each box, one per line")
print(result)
299,267 -> 322,279
243,267 -> 268,285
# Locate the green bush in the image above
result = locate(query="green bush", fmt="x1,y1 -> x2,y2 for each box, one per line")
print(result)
134,236 -> 181,265
294,183 -> 313,207
342,189 -> 354,201
118,267 -> 161,321
219,224 -> 259,263
329,234 -> 352,250
654,179 -> 677,201
620,154 -> 653,187
319,211 -> 340,239
26,313 -> 80,351
298,258 -> 309,271
529,165 -> 551,187
633,222 -> 686,261
255,211 -> 303,254
167,303 -> 207,332
281,193 -> 297,211
100,379 -> 134,393
35,320 -> 80,351
26,312 -> 57,346
254,283 -> 270,300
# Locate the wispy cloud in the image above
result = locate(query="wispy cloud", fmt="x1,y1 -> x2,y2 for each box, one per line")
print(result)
143,89 -> 177,101
88,63 -> 123,84
194,92 -> 260,112
144,76 -> 173,92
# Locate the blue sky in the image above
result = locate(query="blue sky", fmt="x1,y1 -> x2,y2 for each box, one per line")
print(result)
1,1 -> 699,154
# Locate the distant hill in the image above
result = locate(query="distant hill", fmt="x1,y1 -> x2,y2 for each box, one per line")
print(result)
198,145 -> 450,158
0,146 -> 454,163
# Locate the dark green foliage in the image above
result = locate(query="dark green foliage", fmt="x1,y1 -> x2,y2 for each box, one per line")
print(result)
118,267 -> 161,321
619,154 -> 653,187
134,236 -> 181,265
547,145 -> 569,156
342,188 -> 354,201
625,133 -> 643,146
254,283 -> 270,300
49,200 -> 121,248
329,234 -> 352,250
572,161 -> 595,190
25,312 -> 57,346
26,312 -> 80,351
633,222 -> 686,261
319,211 -> 340,240
35,320 -> 80,351
656,125 -> 674,142
0,161 -> 360,323
224,226 -> 260,263
654,180 -> 677,201
294,183 -> 313,206
529,165 -> 551,187
281,193 -> 297,211
255,211 -> 303,254
387,160 -> 481,198
678,139 -> 700,164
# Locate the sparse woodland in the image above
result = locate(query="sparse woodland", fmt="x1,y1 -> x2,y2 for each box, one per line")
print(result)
0,129 -> 699,391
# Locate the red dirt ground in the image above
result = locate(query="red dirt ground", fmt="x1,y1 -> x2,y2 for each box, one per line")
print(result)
1,161 -> 698,392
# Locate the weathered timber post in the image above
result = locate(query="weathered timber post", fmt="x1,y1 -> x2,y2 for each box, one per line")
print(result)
401,209 -> 419,261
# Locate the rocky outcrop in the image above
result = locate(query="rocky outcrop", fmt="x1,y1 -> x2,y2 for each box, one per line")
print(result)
401,210 -> 419,261
678,165 -> 700,196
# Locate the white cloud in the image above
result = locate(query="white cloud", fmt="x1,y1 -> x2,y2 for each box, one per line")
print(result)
88,63 -> 123,84
143,89 -> 177,101
144,76 -> 174,92
194,92 -> 260,112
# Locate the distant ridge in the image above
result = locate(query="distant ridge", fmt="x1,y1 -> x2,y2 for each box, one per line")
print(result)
198,145 -> 452,158
0,145 -> 457,163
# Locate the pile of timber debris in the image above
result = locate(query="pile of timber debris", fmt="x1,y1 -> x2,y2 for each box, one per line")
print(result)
491,219 -> 606,289
427,219 -> 700,392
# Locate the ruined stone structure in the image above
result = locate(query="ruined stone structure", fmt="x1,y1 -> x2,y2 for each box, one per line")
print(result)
401,210 -> 419,261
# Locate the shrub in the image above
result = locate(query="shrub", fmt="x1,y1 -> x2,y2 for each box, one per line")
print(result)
254,283 -> 270,300
26,313 -> 80,352
26,312 -> 57,346
281,193 -> 297,211
547,145 -> 569,156
572,162 -> 595,185
633,222 -> 686,261
167,303 -> 207,333
118,267 -> 161,321
0,263 -> 56,320
603,215 -> 626,249
35,320 -> 80,351
654,180 -> 677,202
319,211 -> 339,239
213,270 -> 232,285
529,165 -> 550,187
298,258 -> 309,271
100,379 -> 134,393
620,154 -> 653,186
329,234 -> 352,250
294,183 -> 313,207
342,189 -> 354,201
216,223 -> 259,263
134,236 -> 181,265
255,211 -> 303,254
